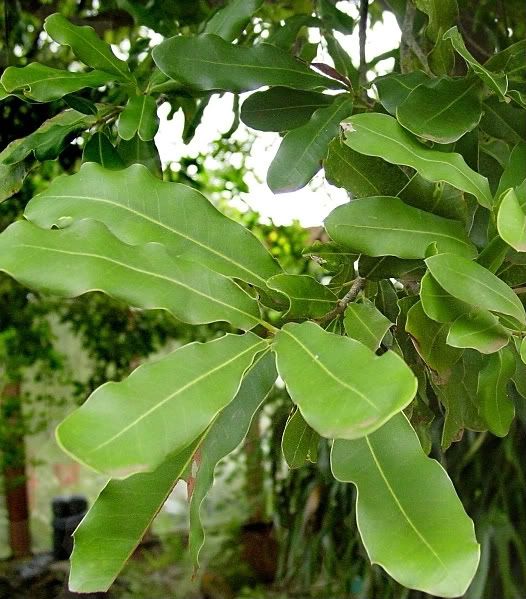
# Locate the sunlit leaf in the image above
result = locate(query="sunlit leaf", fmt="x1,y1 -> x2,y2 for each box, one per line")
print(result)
118,95 -> 159,141
281,408 -> 319,469
447,310 -> 510,354
497,188 -> 526,252
343,300 -> 392,351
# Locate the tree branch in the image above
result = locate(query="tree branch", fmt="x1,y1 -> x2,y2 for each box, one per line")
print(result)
316,277 -> 366,326
358,0 -> 368,89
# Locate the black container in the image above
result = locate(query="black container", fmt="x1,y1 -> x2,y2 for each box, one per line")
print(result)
52,495 -> 88,560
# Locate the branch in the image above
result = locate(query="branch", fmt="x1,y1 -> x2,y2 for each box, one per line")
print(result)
316,277 -> 366,326
400,0 -> 431,75
358,0 -> 368,89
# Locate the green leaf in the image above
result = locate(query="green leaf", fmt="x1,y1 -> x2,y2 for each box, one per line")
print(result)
273,321 -> 417,440
420,271 -> 470,323
480,96 -> 526,144
44,13 -> 134,83
324,138 -> 408,198
374,71 -> 431,115
425,253 -> 526,326
281,408 -> 319,469
331,412 -> 479,597
396,77 -> 483,143
0,141 -> 33,202
405,301 -> 462,373
266,15 -> 320,49
358,255 -> 424,281
204,0 -> 263,41
497,188 -> 526,252
325,196 -> 476,259
0,64 -> 113,102
118,136 -> 162,176
496,142 -> 526,198
240,87 -> 332,132
415,0 -> 458,42
477,347 -> 516,436
433,352 -> 486,448
266,273 -> 337,319
267,94 -> 353,193
152,34 -> 342,93
0,219 -> 262,330
189,352 -> 276,566
341,113 -> 493,208
521,338 -> 526,364
118,95 -> 159,141
0,109 -> 98,165
376,280 -> 400,323
25,162 -> 282,290
447,310 -> 510,354
443,27 -> 508,99
83,132 -> 125,169
343,300 -> 392,351
484,40 -> 526,80
69,439 -> 200,593
318,0 -> 355,34
57,332 -> 267,476
302,240 -> 357,272
63,94 -> 98,115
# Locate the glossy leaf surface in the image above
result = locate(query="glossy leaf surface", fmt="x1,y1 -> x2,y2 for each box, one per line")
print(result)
83,133 -> 124,169
331,413 -> 479,598
447,310 -> 510,354
497,188 -> 526,252
281,408 -> 319,469
118,95 -> 159,141
57,332 -> 267,476
273,322 -> 417,440
374,71 -> 430,115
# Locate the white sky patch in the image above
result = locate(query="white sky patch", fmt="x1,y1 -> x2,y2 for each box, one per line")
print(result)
155,11 -> 400,226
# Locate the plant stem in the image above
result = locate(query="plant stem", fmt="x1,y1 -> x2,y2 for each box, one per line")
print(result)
316,277 -> 366,325
358,0 -> 368,90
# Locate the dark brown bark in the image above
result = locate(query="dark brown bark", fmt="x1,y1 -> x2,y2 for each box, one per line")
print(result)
1,381 -> 31,558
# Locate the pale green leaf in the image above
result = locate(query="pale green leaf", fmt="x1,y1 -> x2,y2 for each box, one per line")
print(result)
325,196 -> 476,259
267,94 -> 353,193
152,34 -> 342,93
447,310 -> 510,354
281,408 -> 320,469
444,27 -> 508,99
118,95 -> 159,141
425,253 -> 526,326
266,273 -> 337,318
204,0 -> 263,41
521,338 -> 526,364
189,352 -> 276,566
69,439 -> 199,593
331,412 -> 479,597
420,271 -> 470,323
341,113 -> 493,208
273,321 -> 417,440
25,162 -> 282,290
496,142 -> 526,198
324,138 -> 408,198
0,63 -> 113,102
0,219 -> 262,331
396,77 -> 483,144
240,87 -> 332,132
44,13 -> 134,82
344,300 -> 392,351
57,332 -> 267,476
497,188 -> 526,252
477,347 -> 516,436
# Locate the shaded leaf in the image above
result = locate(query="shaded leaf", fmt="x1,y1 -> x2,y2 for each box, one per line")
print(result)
57,332 -> 267,476
118,136 -> 162,175
204,0 -> 263,41
266,273 -> 337,318
83,132 -> 125,169
496,142 -> 526,198
281,408 -> 319,469
118,95 -> 159,141
420,271 -> 470,323
374,71 -> 431,115
331,413 -> 479,597
273,321 -> 417,440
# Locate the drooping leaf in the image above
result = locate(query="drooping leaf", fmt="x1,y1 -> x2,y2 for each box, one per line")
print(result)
82,132 -> 125,169
152,34 -> 342,93
477,347 -> 516,436
341,113 -> 493,208
396,76 -> 483,143
63,94 -> 98,115
324,138 -> 408,198
433,351 -> 486,448
484,40 -> 526,80
425,253 -> 526,326
405,301 -> 462,374
266,273 -> 337,318
0,141 -> 33,202
118,136 -> 162,175
447,310 -> 510,354
443,27 -> 508,99
203,0 -> 263,41
496,142 -> 526,198
343,300 -> 392,351
240,87 -> 332,132
281,408 -> 320,469
0,219 -> 262,330
0,109 -> 98,165
480,96 -> 526,144
189,351 -> 276,566
420,271 -> 470,323
497,188 -> 526,252
25,162 -> 282,290
374,71 -> 431,115
57,332 -> 267,476
318,0 -> 355,34
118,95 -> 159,141
267,94 -> 353,193
273,321 -> 417,440
415,0 -> 458,42
44,13 -> 134,83
331,413 -> 480,597
325,196 -> 476,259
69,439 -> 200,593
0,64 -> 113,102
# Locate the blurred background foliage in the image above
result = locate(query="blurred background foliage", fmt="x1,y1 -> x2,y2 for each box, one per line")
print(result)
0,0 -> 525,598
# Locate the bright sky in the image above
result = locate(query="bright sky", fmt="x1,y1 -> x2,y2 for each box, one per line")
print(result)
154,5 -> 401,226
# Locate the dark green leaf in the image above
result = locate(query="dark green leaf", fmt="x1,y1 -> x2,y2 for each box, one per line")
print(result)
118,95 -> 159,141
118,136 -> 162,175
83,133 -> 125,169
374,71 -> 431,115
204,0 -> 263,41
266,273 -> 337,318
